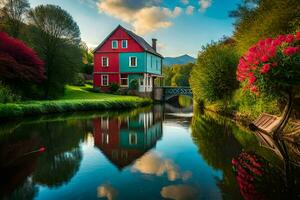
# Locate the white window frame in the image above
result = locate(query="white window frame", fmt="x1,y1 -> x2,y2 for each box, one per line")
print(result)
101,75 -> 109,86
129,56 -> 137,67
102,57 -> 109,67
129,132 -> 137,145
112,40 -> 118,49
122,40 -> 128,48
120,74 -> 128,87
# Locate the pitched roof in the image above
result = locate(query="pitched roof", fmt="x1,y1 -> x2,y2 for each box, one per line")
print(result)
93,25 -> 163,58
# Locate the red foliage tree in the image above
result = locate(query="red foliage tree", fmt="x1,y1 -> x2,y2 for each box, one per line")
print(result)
0,32 -> 46,82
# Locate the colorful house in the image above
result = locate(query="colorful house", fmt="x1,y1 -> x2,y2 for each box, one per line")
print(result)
93,25 -> 163,93
93,110 -> 163,169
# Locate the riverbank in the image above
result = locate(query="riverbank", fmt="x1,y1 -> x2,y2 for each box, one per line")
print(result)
0,85 -> 152,119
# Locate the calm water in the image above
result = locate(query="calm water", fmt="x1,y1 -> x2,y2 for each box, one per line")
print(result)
1,101 -> 300,199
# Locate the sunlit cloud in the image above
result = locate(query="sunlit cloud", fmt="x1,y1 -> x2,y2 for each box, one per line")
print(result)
96,0 -> 182,35
161,184 -> 198,200
97,184 -> 118,200
186,5 -> 195,15
131,152 -> 192,181
198,0 -> 212,12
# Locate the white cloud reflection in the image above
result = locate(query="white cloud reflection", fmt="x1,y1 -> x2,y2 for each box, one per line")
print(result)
131,152 -> 192,181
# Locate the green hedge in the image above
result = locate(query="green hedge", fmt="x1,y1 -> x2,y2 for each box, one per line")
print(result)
0,98 -> 152,119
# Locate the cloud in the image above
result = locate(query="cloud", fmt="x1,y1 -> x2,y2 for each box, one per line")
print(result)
185,5 -> 194,15
97,0 -> 182,35
161,184 -> 198,200
198,0 -> 212,12
181,0 -> 189,5
131,152 -> 192,181
97,184 -> 118,200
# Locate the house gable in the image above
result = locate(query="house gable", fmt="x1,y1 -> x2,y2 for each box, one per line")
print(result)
94,26 -> 144,53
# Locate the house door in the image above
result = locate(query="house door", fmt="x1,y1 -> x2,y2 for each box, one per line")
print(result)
139,78 -> 145,92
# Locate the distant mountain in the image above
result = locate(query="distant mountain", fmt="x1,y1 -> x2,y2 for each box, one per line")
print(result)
163,54 -> 196,66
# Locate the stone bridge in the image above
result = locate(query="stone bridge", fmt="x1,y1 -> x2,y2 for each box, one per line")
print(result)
154,87 -> 193,101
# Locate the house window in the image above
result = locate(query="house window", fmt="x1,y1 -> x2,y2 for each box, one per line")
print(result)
101,75 -> 109,86
129,56 -> 137,67
129,133 -> 137,145
156,59 -> 159,70
101,117 -> 109,130
140,78 -> 144,86
122,40 -> 128,48
102,57 -> 109,67
112,40 -> 118,49
120,74 -> 128,87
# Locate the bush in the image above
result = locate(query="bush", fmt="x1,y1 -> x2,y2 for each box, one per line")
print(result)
0,82 -> 21,103
190,41 -> 239,103
129,79 -> 138,90
237,32 -> 300,97
109,83 -> 120,93
72,73 -> 85,86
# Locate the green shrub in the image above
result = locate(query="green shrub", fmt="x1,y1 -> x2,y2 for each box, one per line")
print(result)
129,79 -> 138,90
232,88 -> 281,120
85,80 -> 93,86
0,83 -> 21,103
190,41 -> 239,103
72,73 -> 85,86
109,83 -> 120,93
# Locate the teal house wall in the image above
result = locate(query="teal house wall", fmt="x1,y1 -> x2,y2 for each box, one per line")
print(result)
120,52 -> 146,73
119,52 -> 162,75
146,53 -> 162,75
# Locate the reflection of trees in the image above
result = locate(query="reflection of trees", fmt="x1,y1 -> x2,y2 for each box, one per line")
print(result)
31,121 -> 85,187
191,112 -> 243,199
7,179 -> 38,200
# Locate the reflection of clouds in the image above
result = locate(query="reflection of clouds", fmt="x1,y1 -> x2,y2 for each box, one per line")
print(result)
97,184 -> 118,200
131,152 -> 192,181
161,184 -> 198,200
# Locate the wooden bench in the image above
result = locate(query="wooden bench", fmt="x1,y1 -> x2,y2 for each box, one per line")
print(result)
249,113 -> 282,134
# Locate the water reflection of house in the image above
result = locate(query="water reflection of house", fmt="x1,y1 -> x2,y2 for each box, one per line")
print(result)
93,111 -> 163,169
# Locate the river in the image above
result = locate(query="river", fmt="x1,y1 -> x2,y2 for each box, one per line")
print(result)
0,97 -> 300,200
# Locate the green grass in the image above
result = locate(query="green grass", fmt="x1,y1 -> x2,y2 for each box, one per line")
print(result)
0,85 -> 152,119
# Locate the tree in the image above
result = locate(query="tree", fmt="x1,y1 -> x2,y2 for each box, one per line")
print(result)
80,42 -> 94,75
163,63 -> 193,86
230,0 -> 300,55
237,32 -> 300,136
28,5 -> 82,98
0,0 -> 30,37
0,31 -> 45,82
190,42 -> 238,103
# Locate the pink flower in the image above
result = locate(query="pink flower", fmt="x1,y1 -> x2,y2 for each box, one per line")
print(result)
260,55 -> 268,62
268,46 -> 277,58
250,86 -> 258,94
285,34 -> 294,43
260,64 -> 271,74
249,73 -> 256,84
283,47 -> 300,56
296,31 -> 300,41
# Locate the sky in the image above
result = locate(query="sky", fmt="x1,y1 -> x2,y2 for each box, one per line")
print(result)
28,0 -> 242,57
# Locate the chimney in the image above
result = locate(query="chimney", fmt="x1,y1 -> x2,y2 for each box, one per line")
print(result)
152,38 -> 157,52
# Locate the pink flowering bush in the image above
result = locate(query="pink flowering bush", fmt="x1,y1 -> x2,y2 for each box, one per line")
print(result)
237,32 -> 300,96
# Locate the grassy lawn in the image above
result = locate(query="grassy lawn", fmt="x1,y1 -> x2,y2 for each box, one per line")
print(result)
0,85 -> 152,119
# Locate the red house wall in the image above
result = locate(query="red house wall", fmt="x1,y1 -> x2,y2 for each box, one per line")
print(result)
94,53 -> 119,73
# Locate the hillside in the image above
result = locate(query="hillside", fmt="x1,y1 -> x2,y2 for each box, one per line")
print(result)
163,54 -> 196,66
